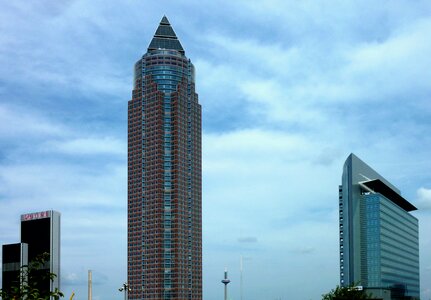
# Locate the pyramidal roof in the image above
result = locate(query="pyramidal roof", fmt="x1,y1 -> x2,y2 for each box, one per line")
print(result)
148,16 -> 185,54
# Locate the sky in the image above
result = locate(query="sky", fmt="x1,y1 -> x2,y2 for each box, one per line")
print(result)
0,1 -> 431,299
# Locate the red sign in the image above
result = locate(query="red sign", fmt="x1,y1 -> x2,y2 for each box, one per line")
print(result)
21,211 -> 50,221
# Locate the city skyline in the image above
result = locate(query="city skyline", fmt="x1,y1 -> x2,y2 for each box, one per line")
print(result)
0,1 -> 431,300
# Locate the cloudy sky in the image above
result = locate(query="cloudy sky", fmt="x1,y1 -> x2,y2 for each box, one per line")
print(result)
1,1 -> 431,299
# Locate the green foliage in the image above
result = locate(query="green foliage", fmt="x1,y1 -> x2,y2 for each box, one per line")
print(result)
0,253 -> 64,300
322,284 -> 374,300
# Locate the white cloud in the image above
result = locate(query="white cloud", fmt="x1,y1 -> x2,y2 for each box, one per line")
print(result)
0,105 -> 66,138
200,12 -> 431,129
416,187 -> 431,210
203,129 -> 342,252
44,137 -> 125,156
238,79 -> 329,125
204,128 -> 312,160
0,1 -> 132,99
205,34 -> 302,77
342,18 -> 431,100
0,163 -> 125,209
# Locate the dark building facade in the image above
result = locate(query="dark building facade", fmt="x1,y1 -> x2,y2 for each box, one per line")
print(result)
1,210 -> 60,296
1,243 -> 28,294
127,16 -> 202,300
339,154 -> 419,299
21,210 -> 61,294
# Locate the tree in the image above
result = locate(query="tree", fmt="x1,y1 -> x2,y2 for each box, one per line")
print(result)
322,284 -> 374,300
0,253 -> 64,300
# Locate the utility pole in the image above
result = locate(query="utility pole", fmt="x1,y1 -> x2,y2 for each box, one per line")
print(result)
88,270 -> 92,300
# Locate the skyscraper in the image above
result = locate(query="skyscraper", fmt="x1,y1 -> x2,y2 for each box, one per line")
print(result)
21,210 -> 61,294
127,16 -> 202,300
339,154 -> 419,299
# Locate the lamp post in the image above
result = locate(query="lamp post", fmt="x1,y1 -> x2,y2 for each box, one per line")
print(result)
118,283 -> 131,300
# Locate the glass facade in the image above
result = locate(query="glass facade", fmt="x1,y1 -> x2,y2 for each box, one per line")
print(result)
339,154 -> 419,300
128,17 -> 202,300
1,243 -> 28,295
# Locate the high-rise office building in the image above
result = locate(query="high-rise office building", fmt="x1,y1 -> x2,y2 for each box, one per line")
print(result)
339,154 -> 419,299
21,210 -> 61,294
127,16 -> 202,300
1,210 -> 60,296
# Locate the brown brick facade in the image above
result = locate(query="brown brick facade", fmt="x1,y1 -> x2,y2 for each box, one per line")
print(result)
127,16 -> 202,300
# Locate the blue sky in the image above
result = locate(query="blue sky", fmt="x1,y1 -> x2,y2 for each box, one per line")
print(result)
1,1 -> 431,299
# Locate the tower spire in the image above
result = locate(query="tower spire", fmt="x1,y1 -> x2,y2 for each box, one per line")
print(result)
160,15 -> 170,25
148,16 -> 185,54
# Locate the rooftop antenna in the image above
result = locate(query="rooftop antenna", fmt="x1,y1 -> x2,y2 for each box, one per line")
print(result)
221,268 -> 231,300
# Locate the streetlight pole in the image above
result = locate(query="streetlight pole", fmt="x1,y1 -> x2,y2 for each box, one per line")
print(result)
118,283 -> 131,300
240,256 -> 243,300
